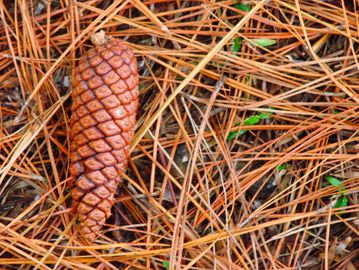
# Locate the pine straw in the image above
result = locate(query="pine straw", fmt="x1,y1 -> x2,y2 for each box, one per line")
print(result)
0,0 -> 358,269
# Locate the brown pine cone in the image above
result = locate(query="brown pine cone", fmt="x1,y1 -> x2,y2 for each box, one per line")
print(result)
69,32 -> 139,241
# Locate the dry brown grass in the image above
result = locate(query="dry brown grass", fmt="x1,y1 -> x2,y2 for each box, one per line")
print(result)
0,0 -> 358,269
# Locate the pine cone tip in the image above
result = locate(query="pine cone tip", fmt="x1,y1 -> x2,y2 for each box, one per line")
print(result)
91,30 -> 111,46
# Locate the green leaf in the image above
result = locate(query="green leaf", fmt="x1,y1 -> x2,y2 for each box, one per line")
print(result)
259,112 -> 270,119
163,261 -> 170,270
325,175 -> 346,195
250,38 -> 277,47
227,112 -> 269,141
227,131 -> 239,141
258,108 -> 274,119
232,37 -> 241,52
334,195 -> 348,208
234,3 -> 251,12
238,129 -> 247,135
244,115 -> 260,125
277,164 -> 287,171
226,128 -> 248,141
325,175 -> 342,187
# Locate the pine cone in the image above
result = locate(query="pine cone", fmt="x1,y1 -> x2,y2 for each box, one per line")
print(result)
69,33 -> 139,241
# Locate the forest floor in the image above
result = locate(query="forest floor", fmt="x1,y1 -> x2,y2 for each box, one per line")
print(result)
0,0 -> 358,269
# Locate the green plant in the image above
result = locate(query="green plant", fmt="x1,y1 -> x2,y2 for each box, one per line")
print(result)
325,176 -> 348,209
227,109 -> 274,141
